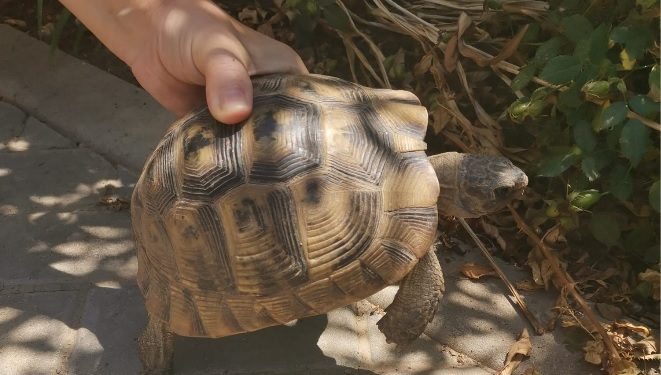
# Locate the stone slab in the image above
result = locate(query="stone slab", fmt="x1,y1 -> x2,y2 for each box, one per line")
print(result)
68,286 -> 146,375
0,24 -> 174,173
0,135 -> 136,283
0,205 -> 136,284
1,115 -> 75,151
174,303 -> 493,375
0,290 -> 83,375
369,248 -> 602,375
362,312 -> 492,375
0,100 -> 27,140
174,308 -> 359,374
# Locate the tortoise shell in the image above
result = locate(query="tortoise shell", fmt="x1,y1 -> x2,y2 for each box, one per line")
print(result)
131,74 -> 440,338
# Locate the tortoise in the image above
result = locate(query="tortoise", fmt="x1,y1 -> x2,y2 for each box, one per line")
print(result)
130,73 -> 528,373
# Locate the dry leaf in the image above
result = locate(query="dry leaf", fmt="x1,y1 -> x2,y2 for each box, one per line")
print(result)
491,24 -> 530,65
522,368 -> 541,375
596,303 -> 623,321
98,184 -> 130,211
543,225 -> 566,244
638,269 -> 660,300
481,219 -> 507,251
497,329 -> 532,375
515,279 -> 545,292
560,314 -> 579,328
3,18 -> 27,29
414,53 -> 433,77
583,339 -> 604,365
238,8 -> 259,25
633,336 -> 658,358
611,321 -> 651,337
609,359 -> 638,375
443,35 -> 459,72
460,263 -> 497,279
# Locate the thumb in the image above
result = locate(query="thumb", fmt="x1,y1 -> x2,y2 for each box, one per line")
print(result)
204,51 -> 253,124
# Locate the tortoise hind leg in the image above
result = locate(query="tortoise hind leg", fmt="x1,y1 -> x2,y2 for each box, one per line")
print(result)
138,315 -> 174,374
377,247 -> 444,345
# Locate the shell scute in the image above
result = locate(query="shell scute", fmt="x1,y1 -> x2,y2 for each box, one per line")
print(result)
132,74 -> 439,337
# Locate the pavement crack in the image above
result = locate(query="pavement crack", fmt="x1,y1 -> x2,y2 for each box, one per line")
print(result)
55,286 -> 92,375
0,280 -> 93,295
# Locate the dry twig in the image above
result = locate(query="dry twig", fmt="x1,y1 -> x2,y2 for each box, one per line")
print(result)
459,218 -> 545,335
508,205 -> 623,366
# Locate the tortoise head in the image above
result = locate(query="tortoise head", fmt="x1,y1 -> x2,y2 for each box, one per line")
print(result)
428,152 -> 528,218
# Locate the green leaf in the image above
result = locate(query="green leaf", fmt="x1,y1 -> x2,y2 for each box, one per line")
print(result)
304,0 -> 319,14
650,65 -> 660,100
610,26 -> 653,60
508,96 -> 548,123
619,119 -> 650,167
581,80 -> 611,102
570,189 -> 602,210
561,15 -> 593,43
557,84 -> 582,110
595,101 -> 628,131
624,223 -> 655,254
321,3 -> 352,32
608,163 -> 633,200
606,121 -> 625,149
649,181 -> 660,212
285,0 -> 304,7
569,171 -> 590,191
511,64 -> 537,91
590,211 -> 621,247
537,147 -> 580,177
581,150 -> 614,181
637,0 -> 660,8
534,37 -> 566,64
650,65 -> 660,90
573,38 -> 591,62
581,156 -> 600,181
614,79 -> 627,95
629,95 -> 660,118
573,119 -> 597,152
540,55 -> 582,84
587,24 -> 610,64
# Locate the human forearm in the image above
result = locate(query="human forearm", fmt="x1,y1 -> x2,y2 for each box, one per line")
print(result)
58,0 -> 161,64
58,0 -> 307,124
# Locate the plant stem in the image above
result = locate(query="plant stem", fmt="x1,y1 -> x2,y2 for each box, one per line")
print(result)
508,205 -> 622,364
458,218 -> 546,335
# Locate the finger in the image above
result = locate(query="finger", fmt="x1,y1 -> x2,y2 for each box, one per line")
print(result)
131,57 -> 205,117
240,29 -> 309,75
203,50 -> 253,125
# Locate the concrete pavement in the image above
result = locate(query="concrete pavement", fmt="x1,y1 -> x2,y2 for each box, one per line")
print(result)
0,24 -> 601,374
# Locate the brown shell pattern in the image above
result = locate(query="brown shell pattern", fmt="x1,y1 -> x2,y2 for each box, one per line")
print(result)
131,74 -> 440,338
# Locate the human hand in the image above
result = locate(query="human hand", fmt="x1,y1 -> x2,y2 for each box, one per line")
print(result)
128,0 -> 307,124
60,0 -> 307,124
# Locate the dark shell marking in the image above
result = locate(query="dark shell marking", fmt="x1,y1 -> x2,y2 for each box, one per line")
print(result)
132,74 -> 440,338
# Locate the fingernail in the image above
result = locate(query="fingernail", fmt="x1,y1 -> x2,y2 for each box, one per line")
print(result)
216,87 -> 250,122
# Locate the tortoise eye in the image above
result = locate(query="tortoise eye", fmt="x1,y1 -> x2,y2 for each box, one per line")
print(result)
494,186 -> 513,200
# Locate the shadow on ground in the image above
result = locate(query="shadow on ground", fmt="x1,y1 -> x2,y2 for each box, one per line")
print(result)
0,101 -> 597,375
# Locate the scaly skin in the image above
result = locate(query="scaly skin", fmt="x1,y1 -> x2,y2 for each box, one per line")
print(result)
138,316 -> 175,375
377,248 -> 444,345
377,151 -> 528,345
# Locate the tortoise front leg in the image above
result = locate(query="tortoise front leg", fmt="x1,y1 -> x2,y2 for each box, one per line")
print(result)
376,246 -> 444,345
138,315 -> 174,374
